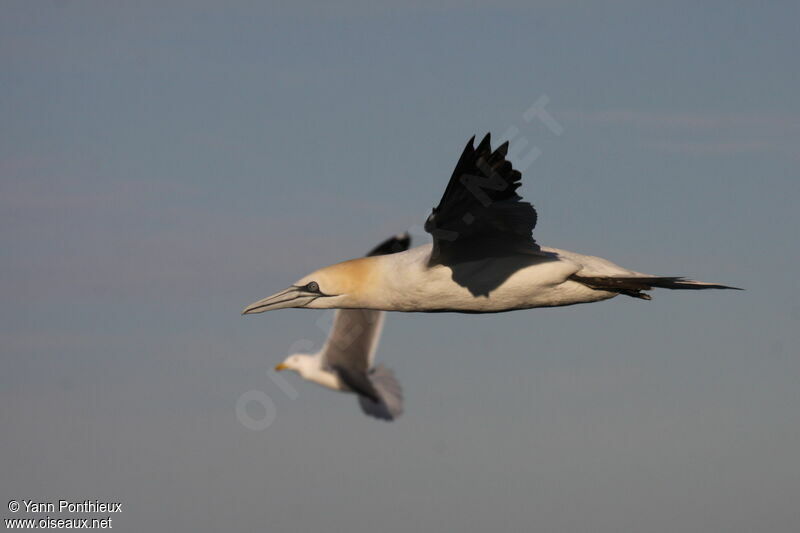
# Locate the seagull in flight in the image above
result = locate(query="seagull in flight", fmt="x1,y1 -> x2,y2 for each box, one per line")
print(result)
243,134 -> 739,316
273,234 -> 409,421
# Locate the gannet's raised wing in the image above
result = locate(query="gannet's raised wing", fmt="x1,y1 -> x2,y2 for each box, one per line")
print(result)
425,134 -> 540,264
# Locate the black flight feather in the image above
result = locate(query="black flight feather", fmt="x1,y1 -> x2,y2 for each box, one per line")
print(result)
425,133 -> 539,264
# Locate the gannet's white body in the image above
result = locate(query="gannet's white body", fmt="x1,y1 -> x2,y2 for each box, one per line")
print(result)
345,244 -> 620,313
243,134 -> 737,316
244,241 -> 733,315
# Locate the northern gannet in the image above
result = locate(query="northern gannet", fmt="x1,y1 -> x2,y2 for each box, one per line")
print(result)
243,134 -> 739,316
274,234 -> 410,421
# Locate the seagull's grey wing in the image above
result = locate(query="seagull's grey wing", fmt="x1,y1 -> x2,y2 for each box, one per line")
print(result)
321,308 -> 385,374
424,133 -> 540,265
321,229 -> 408,372
357,365 -> 403,421
322,232 -> 409,414
324,312 -> 403,421
319,309 -> 385,404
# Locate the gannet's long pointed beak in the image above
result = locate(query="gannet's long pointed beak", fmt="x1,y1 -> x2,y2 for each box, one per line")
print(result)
242,286 -> 318,315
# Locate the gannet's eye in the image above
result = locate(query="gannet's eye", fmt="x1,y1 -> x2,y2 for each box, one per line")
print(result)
305,281 -> 320,293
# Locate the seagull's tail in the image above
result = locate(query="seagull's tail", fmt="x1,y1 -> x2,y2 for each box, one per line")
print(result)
357,365 -> 404,421
572,275 -> 743,300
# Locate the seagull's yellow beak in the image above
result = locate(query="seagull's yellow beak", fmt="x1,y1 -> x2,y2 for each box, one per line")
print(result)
274,363 -> 289,372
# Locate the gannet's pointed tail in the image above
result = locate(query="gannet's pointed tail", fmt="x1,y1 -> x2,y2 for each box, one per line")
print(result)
357,365 -> 404,421
572,275 -> 743,300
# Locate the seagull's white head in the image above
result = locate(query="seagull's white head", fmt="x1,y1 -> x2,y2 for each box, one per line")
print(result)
242,256 -> 382,314
274,353 -> 318,377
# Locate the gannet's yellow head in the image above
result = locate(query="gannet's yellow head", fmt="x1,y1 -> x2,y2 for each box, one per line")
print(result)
241,256 -> 379,314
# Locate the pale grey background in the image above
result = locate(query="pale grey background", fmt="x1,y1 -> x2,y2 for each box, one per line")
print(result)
2,2 -> 799,532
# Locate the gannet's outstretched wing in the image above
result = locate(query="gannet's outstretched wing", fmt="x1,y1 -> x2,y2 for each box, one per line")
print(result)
425,133 -> 540,264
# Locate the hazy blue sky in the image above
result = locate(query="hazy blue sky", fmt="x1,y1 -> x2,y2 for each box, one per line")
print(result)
2,2 -> 799,532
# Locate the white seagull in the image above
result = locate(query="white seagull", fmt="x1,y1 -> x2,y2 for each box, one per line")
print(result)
273,234 -> 410,421
243,134 -> 739,316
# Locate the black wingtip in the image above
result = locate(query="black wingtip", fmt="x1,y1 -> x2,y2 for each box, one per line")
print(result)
393,232 -> 411,252
366,232 -> 412,257
495,140 -> 509,157
476,133 -> 492,154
